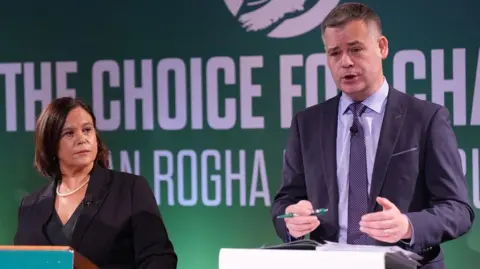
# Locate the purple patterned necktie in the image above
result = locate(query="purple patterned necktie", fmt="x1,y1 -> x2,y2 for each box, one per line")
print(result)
346,102 -> 371,245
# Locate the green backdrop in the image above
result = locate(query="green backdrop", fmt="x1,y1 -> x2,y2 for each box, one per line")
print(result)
0,1 -> 479,268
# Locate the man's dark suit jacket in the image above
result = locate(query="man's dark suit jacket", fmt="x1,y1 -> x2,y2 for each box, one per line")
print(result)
14,165 -> 177,269
271,87 -> 475,269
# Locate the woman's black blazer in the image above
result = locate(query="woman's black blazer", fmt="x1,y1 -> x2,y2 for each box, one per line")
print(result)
14,165 -> 177,269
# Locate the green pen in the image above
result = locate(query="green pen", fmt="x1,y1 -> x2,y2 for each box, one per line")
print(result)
277,208 -> 328,219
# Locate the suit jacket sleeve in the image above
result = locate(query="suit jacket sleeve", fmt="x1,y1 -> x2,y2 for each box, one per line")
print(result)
131,176 -> 178,269
405,106 -> 475,252
271,114 -> 308,242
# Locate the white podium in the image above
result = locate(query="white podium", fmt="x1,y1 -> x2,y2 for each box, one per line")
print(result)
219,246 -> 421,269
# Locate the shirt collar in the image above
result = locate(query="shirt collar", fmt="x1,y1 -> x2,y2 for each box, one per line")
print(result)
339,77 -> 389,115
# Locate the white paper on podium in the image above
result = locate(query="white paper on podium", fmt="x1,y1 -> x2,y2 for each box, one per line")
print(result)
316,241 -> 422,260
315,241 -> 422,268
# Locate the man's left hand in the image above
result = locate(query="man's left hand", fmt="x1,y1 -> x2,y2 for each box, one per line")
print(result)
359,197 -> 412,243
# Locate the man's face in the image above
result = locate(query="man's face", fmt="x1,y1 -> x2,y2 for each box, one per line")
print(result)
323,19 -> 388,101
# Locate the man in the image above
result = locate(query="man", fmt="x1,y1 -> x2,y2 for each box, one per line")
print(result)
270,2 -> 475,268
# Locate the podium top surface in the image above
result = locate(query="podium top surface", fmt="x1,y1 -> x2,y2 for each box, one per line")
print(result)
0,245 -> 72,251
218,248 -> 419,269
219,248 -> 388,269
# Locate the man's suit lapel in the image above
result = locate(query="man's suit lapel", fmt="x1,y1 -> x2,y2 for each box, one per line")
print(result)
368,87 -> 407,211
70,165 -> 111,250
320,94 -> 341,228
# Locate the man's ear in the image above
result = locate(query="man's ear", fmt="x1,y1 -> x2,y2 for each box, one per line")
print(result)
378,35 -> 389,60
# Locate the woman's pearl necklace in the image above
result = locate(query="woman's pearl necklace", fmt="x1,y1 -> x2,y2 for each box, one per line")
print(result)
56,176 -> 90,197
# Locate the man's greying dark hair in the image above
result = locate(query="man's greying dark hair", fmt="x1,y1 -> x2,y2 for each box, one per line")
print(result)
321,2 -> 382,36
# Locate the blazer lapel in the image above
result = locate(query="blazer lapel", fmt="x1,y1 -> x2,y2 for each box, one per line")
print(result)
320,94 -> 341,230
368,88 -> 407,211
70,165 -> 111,250
37,181 -> 56,244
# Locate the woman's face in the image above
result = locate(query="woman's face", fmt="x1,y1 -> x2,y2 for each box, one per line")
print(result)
57,107 -> 98,172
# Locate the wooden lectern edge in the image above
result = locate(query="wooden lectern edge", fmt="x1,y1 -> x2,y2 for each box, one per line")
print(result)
0,245 -> 71,251
0,245 -> 99,269
73,250 -> 99,269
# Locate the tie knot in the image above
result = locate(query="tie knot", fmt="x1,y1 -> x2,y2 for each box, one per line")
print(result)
348,102 -> 367,117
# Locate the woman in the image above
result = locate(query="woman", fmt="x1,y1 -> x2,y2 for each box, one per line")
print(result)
14,97 -> 177,269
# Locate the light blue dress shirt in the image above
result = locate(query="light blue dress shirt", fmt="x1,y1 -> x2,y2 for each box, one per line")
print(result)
336,78 -> 389,243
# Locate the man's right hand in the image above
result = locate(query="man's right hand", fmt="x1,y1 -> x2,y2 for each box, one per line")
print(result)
284,200 -> 321,238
